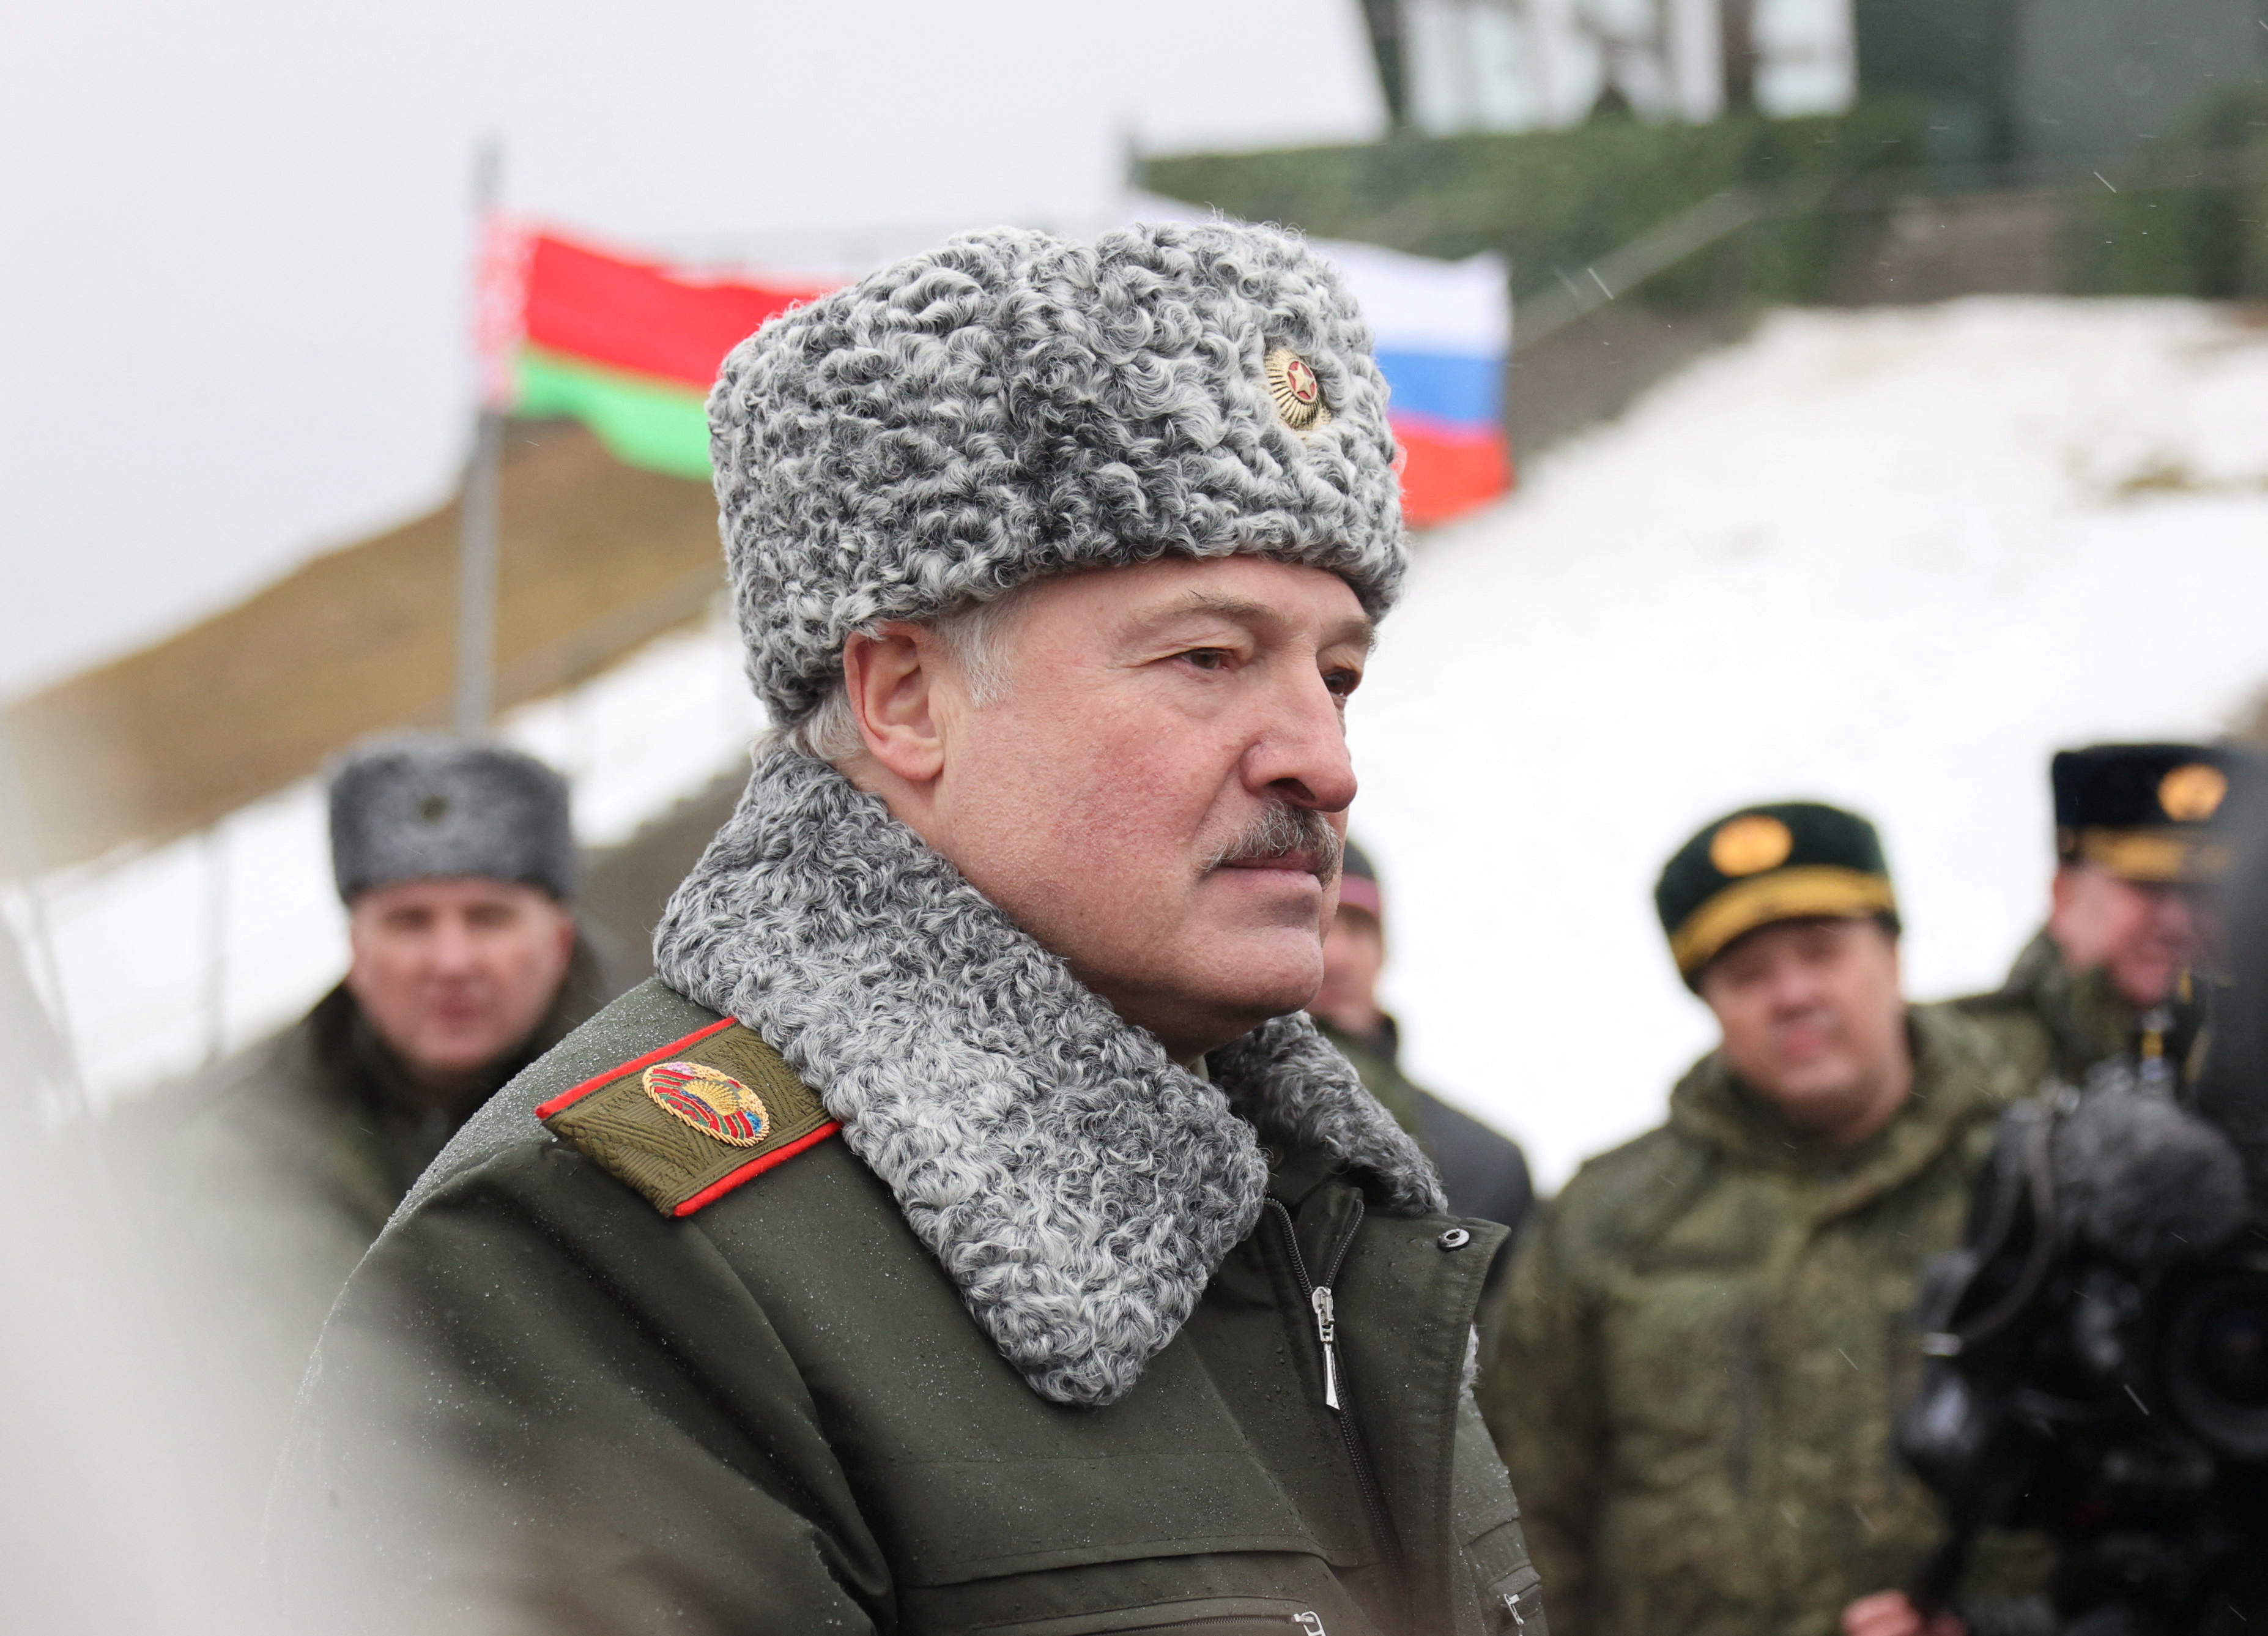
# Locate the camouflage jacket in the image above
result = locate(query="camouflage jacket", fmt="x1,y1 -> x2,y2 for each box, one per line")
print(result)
1954,927 -> 2136,1090
1477,1004 -> 2029,1636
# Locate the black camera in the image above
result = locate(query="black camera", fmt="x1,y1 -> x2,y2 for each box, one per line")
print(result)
1897,941 -> 2268,1631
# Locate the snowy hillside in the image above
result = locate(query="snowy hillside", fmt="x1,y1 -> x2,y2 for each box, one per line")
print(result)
1353,297 -> 2268,1187
24,612 -> 763,1101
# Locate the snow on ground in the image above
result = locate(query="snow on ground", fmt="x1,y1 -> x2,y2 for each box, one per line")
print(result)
1353,297 -> 2268,1189
12,296 -> 2268,1153
11,603 -> 763,1104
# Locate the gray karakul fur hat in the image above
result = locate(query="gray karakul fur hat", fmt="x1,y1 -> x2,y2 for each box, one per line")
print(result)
708,220 -> 1409,724
328,737 -> 576,902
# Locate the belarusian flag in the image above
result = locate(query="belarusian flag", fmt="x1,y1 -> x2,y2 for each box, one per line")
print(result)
478,224 -> 842,478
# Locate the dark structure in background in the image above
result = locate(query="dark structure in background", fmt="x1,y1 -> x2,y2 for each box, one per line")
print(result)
1177,0 -> 2268,463
1358,0 -> 1411,128
1856,0 -> 2268,168
1853,0 -> 2022,165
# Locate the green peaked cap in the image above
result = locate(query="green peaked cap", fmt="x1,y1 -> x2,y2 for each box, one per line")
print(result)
1655,800 -> 1897,981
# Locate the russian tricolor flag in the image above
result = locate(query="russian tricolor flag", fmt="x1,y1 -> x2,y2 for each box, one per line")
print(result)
1318,239 -> 1514,527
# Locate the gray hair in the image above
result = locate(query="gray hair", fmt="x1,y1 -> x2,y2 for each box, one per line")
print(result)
785,586 -> 1036,765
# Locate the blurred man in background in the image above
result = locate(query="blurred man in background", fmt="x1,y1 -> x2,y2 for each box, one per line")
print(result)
1959,742 -> 2244,1087
128,739 -> 607,1407
1480,801 -> 2033,1636
1311,838 -> 1533,1239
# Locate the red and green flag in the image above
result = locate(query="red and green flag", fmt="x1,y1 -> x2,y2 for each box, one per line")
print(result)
478,223 -> 842,478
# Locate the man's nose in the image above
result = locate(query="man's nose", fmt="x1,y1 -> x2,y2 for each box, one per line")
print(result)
1765,967 -> 1828,1016
2152,888 -> 2199,945
1242,669 -> 1358,812
426,916 -> 483,975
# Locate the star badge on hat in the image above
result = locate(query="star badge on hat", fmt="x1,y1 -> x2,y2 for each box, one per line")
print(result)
1708,813 -> 1794,877
2159,762 -> 2229,824
643,1060 -> 771,1147
1266,346 -> 1332,433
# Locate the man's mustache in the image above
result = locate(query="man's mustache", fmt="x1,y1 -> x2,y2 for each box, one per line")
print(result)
1204,803 -> 1344,884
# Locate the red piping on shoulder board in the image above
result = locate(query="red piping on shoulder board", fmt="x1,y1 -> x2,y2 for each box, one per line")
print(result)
533,1017 -> 736,1121
672,1121 -> 842,1216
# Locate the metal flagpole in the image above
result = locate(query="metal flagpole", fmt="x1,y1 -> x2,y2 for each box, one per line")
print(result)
455,139 -> 505,739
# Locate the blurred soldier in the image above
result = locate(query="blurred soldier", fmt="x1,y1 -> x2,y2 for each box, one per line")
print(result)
136,740 -> 606,1384
1480,802 -> 2031,1636
1959,742 -> 2243,1087
280,223 -> 1541,1634
1312,838 -> 1533,1236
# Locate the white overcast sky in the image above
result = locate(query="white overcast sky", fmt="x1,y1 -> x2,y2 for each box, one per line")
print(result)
0,0 -> 1384,698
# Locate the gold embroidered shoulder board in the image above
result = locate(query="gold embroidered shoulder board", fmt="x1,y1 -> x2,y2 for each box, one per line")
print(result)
533,1019 -> 839,1218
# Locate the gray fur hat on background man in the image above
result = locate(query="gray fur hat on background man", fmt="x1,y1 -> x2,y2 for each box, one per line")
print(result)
708,220 -> 1409,724
328,738 -> 576,902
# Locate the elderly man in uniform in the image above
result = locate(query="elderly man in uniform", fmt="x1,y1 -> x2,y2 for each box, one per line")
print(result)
1311,839 -> 1533,1239
1480,801 -> 2032,1636
282,223 -> 1543,1636
1959,742 -> 2244,1086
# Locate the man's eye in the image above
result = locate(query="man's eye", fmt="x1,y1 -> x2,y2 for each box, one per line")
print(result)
1182,648 -> 1232,671
1324,667 -> 1361,697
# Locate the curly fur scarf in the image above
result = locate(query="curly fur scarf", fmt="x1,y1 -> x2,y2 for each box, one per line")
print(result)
652,745 -> 1443,1407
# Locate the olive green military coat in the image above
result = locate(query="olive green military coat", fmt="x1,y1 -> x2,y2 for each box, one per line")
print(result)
1477,1005 -> 2029,1636
281,981 -> 1543,1636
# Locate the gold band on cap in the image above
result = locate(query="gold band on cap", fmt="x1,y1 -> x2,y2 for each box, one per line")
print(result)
1670,865 -> 1899,976
2077,828 -> 2231,885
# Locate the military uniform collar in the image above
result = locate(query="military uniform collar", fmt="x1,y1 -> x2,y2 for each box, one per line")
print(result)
1667,1004 -> 1998,1202
651,746 -> 1443,1407
1265,1142 -> 1346,1209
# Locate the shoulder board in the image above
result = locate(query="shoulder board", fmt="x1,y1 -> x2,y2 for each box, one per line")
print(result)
533,1018 -> 838,1218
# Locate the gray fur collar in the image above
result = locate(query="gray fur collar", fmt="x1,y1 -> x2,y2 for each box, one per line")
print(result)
652,745 -> 1442,1407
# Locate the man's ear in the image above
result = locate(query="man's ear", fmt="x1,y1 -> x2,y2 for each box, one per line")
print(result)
843,625 -> 947,784
2048,863 -> 2080,939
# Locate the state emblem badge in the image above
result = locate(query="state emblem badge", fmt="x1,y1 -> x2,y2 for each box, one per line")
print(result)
1709,813 -> 1794,878
1265,346 -> 1332,433
643,1060 -> 769,1147
537,1019 -> 838,1216
2159,762 -> 2228,824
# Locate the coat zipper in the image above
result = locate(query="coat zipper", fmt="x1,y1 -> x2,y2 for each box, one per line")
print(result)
1266,1195 -> 1401,1580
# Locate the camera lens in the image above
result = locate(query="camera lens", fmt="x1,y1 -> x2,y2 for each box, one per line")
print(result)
2195,1290 -> 2268,1406
2166,1268 -> 2268,1457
